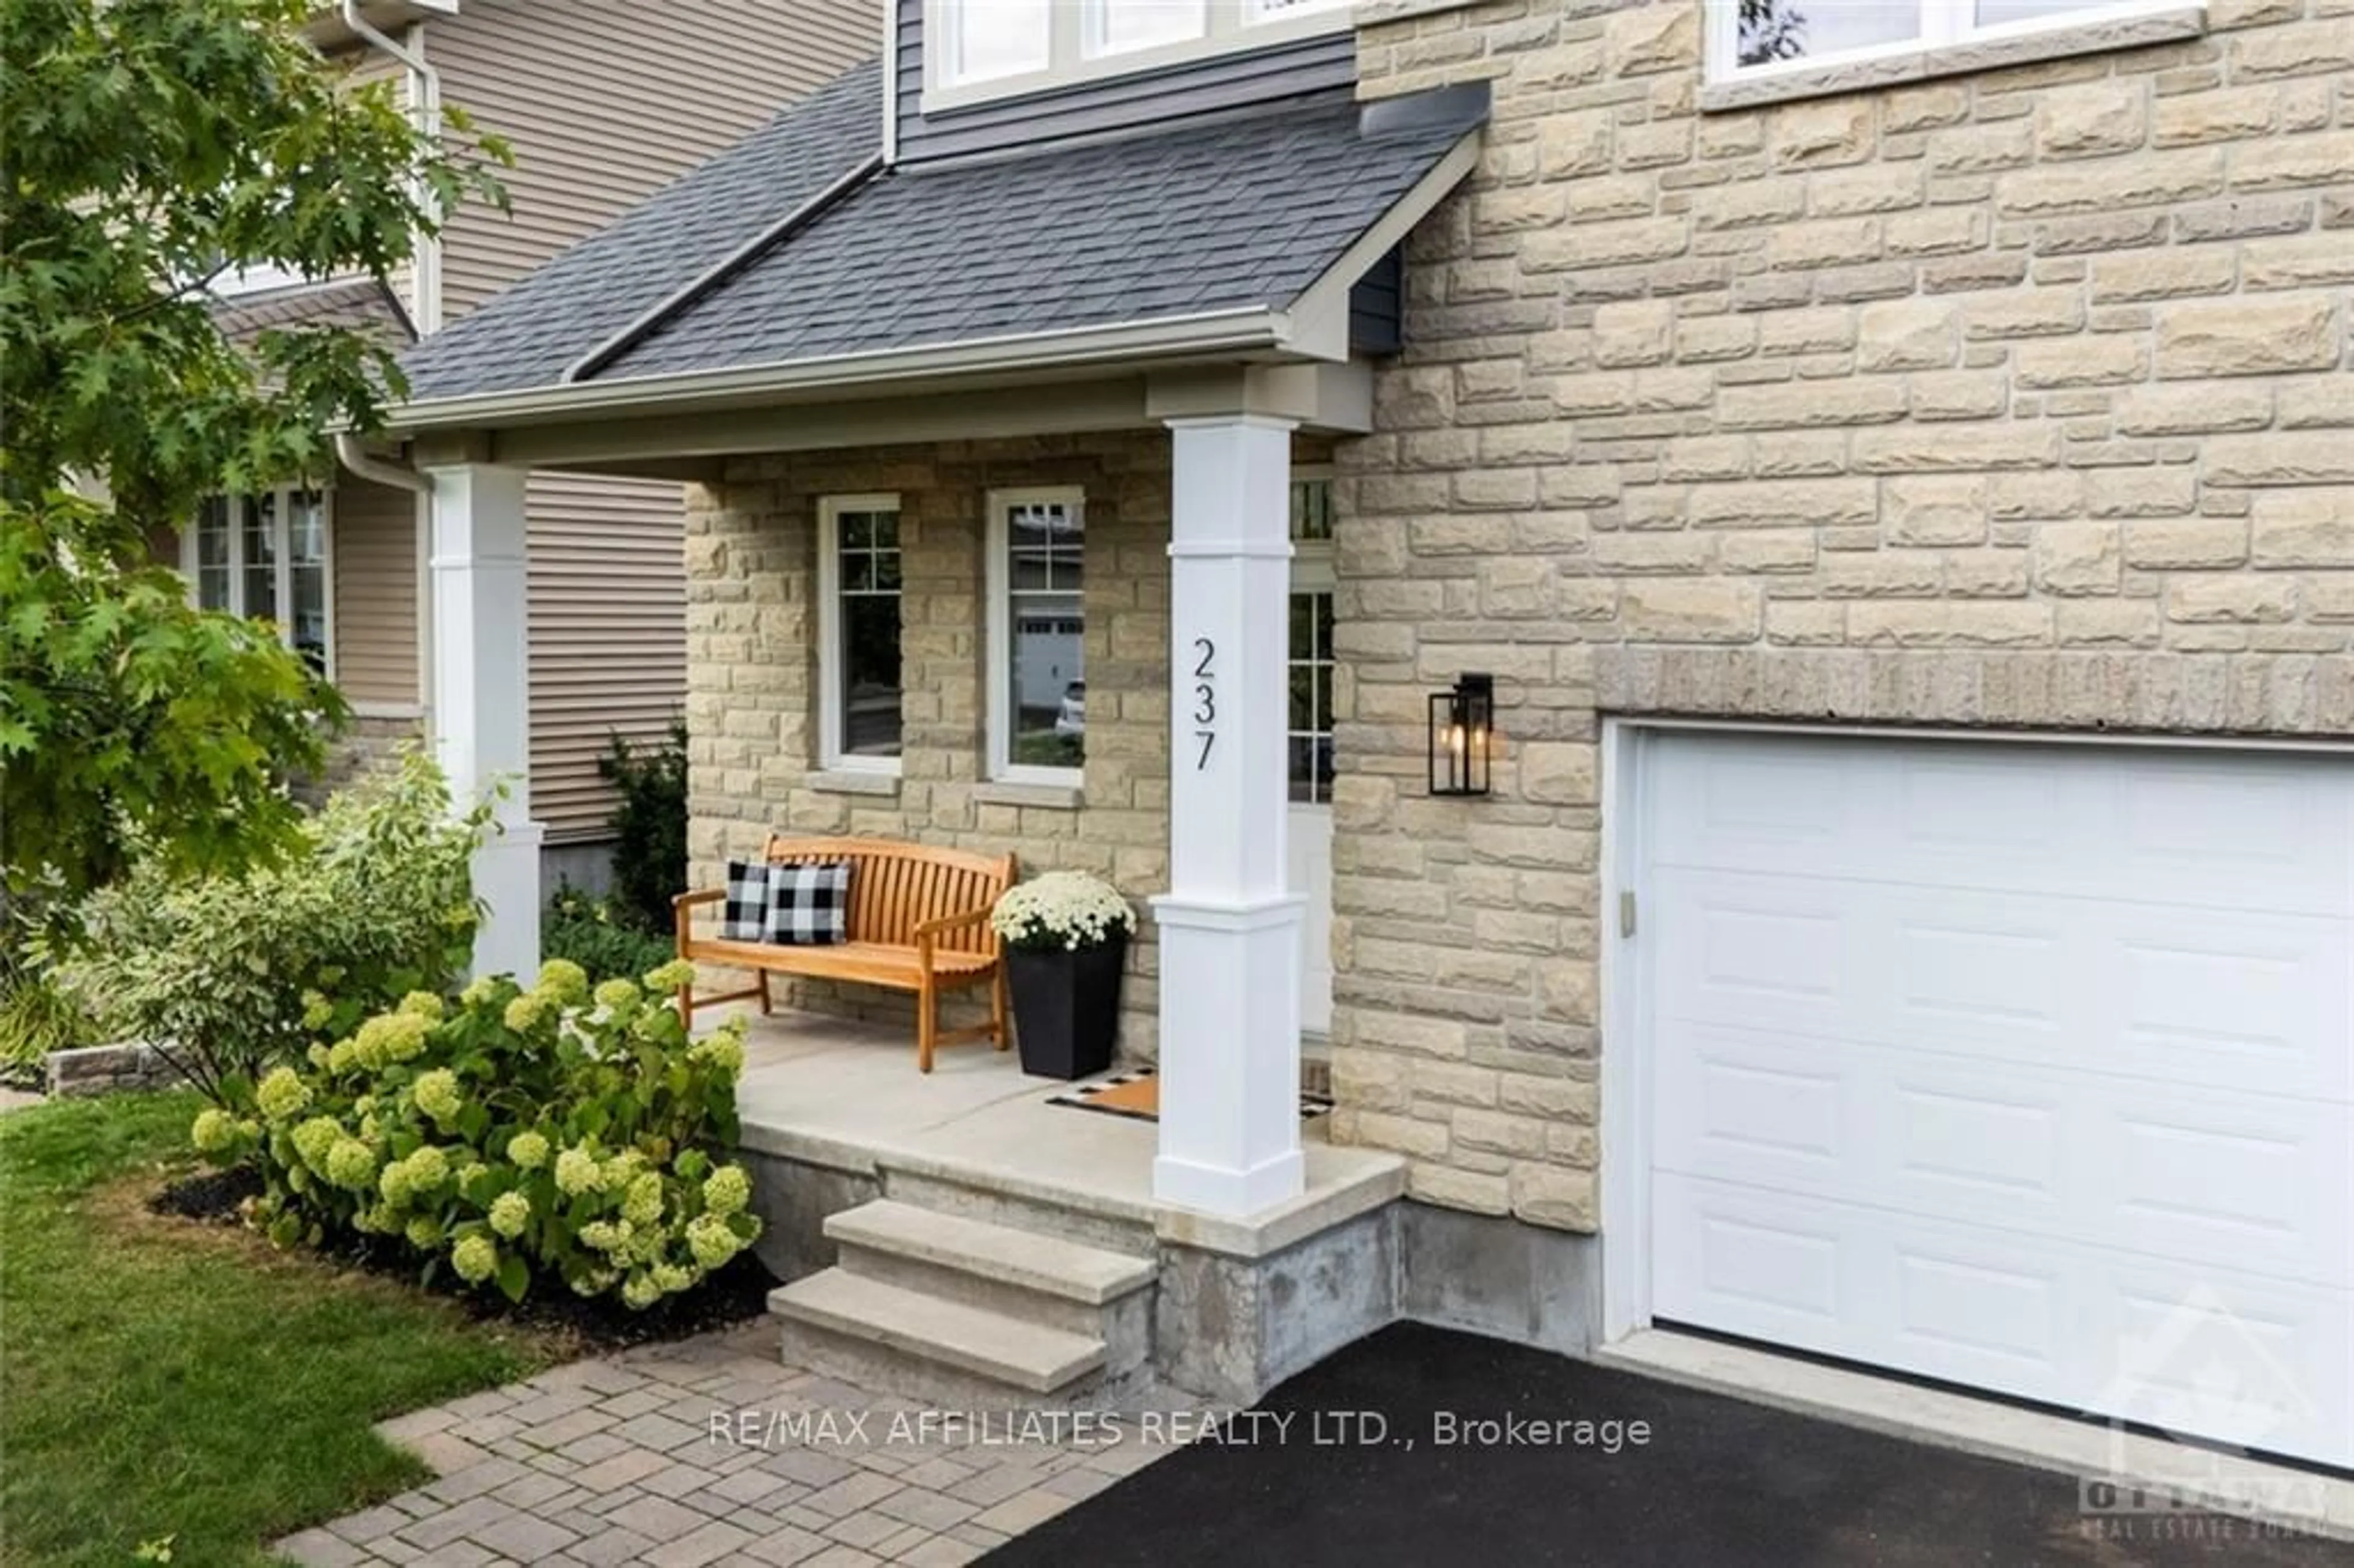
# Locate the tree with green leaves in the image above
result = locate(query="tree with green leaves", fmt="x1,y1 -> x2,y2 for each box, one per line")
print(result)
0,0 -> 508,926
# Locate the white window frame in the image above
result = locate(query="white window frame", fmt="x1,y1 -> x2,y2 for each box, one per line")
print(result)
816,493 -> 905,777
927,0 -> 1350,112
181,484 -> 336,679
1705,0 -> 2200,86
985,485 -> 1087,788
1082,0 -> 1208,61
1287,468 -> 1336,807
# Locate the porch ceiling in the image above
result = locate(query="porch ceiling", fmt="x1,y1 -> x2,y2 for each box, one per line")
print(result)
386,59 -> 1485,455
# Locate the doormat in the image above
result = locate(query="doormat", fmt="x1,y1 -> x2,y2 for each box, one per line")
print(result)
1047,1067 -> 1334,1125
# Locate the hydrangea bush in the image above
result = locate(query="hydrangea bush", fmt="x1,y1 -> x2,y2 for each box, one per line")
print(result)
192,957 -> 762,1309
989,870 -> 1136,953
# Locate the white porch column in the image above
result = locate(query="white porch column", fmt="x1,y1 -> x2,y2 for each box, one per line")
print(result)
1151,414 -> 1305,1217
424,462 -> 542,981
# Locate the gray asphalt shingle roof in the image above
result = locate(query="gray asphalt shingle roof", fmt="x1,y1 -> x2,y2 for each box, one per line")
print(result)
399,61 -> 884,402
398,61 -> 1483,408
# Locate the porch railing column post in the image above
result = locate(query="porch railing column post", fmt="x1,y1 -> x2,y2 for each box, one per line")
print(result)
1151,413 -> 1305,1217
424,461 -> 543,981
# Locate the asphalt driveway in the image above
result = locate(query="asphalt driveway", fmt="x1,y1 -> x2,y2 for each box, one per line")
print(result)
986,1323 -> 2350,1567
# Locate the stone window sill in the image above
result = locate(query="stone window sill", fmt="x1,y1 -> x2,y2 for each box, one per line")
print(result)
973,780 -> 1084,812
807,769 -> 901,799
1699,7 -> 2207,113
1354,0 -> 1482,23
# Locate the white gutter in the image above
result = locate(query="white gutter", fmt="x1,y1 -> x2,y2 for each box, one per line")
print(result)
340,1 -> 443,333
335,431 -> 432,493
397,305 -> 1292,430
562,152 -> 885,384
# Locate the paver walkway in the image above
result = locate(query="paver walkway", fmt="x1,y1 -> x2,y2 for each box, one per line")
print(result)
277,1325 -> 1195,1567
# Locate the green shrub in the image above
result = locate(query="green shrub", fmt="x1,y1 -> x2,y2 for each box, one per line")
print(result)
68,747 -> 484,1103
191,959 -> 760,1309
543,886 -> 676,984
598,721 -> 688,935
0,956 -> 98,1068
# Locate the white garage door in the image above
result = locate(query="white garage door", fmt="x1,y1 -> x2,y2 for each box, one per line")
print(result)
1642,731 -> 2354,1469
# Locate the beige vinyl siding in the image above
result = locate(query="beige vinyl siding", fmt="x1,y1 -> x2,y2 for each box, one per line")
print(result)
332,476 -> 420,707
526,473 -> 687,844
429,0 -> 881,318
429,0 -> 876,845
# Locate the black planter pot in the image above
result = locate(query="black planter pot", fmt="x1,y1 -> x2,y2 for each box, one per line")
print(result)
1005,937 -> 1126,1079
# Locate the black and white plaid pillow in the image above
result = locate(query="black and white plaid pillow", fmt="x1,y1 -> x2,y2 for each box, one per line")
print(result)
765,862 -> 851,946
722,860 -> 776,941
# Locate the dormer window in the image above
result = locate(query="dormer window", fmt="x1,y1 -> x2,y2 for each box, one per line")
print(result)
943,0 -> 1049,83
1086,0 -> 1205,59
928,0 -> 1350,107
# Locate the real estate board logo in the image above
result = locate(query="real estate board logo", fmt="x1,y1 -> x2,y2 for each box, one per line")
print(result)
2078,1282 -> 2330,1536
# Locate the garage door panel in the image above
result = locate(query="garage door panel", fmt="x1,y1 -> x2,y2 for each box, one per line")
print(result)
1657,1021 -> 2349,1286
1656,867 -> 2349,1101
1644,733 -> 2354,1469
1656,1173 -> 2074,1395
1651,733 -> 2353,917
1656,870 -> 2090,1074
2090,1270 -> 2353,1463
1658,1174 -> 2354,1464
2103,1096 -> 2350,1277
2109,911 -> 2353,1104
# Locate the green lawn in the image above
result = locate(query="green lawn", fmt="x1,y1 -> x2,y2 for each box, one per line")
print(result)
0,1094 -> 572,1567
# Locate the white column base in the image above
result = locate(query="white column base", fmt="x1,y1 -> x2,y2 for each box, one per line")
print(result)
1150,892 -> 1308,1217
470,818 -> 544,981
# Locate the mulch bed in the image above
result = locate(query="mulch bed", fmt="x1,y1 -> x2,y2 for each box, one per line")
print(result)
147,1164 -> 779,1352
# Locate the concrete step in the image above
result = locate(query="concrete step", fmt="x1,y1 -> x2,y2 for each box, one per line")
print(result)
880,1168 -> 1159,1258
770,1269 -> 1107,1396
825,1200 -> 1156,1306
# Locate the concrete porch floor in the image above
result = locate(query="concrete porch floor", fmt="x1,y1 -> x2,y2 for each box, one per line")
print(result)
728,1007 -> 1404,1260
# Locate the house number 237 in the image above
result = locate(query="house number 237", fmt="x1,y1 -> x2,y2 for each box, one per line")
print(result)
1192,637 -> 1216,771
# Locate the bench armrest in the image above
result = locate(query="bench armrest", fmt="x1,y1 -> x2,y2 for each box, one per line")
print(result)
912,904 -> 993,940
914,904 -> 997,970
672,888 -> 724,950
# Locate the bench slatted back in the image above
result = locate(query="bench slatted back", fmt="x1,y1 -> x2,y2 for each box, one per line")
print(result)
763,836 -> 1014,955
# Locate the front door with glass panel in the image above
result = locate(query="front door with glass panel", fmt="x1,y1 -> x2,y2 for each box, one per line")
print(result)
1287,478 -> 1336,1038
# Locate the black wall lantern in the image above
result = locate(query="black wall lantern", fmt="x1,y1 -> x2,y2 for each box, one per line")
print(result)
1428,673 -> 1494,797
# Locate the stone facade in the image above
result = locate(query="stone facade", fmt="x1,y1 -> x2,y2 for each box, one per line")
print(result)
1332,0 -> 2354,1230
683,435 -> 1184,1056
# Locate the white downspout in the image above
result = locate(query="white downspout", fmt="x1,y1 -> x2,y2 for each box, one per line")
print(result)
881,1 -> 899,167
337,3 -> 447,721
341,1 -> 443,334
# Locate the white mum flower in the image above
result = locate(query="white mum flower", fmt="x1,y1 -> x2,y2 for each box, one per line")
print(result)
989,870 -> 1135,953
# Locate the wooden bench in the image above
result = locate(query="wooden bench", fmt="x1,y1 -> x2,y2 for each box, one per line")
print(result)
672,835 -> 1017,1072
